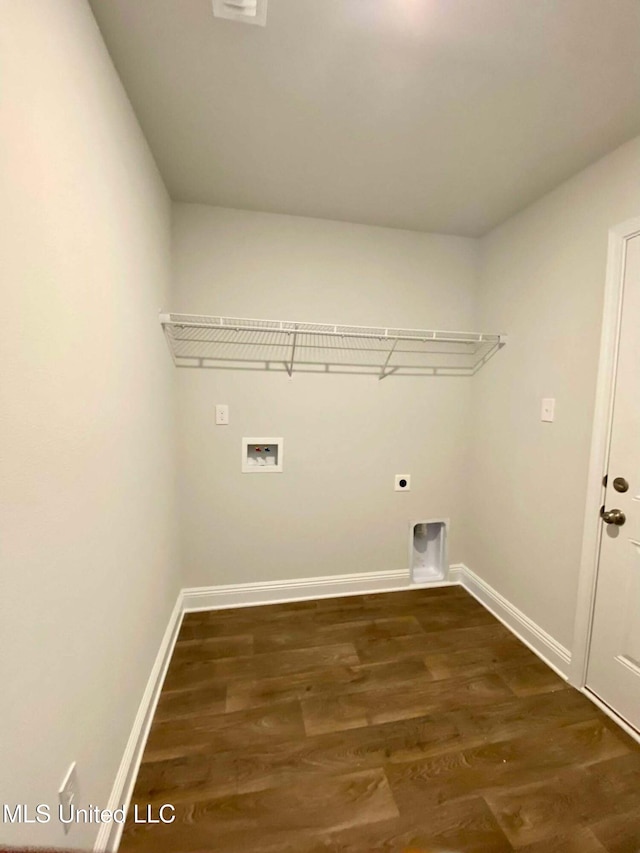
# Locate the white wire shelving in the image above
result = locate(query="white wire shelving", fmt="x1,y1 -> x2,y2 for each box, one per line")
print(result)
160,313 -> 507,378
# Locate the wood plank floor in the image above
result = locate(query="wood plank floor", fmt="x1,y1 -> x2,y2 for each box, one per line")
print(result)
120,587 -> 640,853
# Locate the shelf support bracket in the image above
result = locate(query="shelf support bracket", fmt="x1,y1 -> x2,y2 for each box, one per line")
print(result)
286,330 -> 298,377
378,338 -> 398,380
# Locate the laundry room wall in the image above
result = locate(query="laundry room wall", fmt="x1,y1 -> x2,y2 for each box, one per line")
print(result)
468,134 -> 640,653
0,0 -> 179,846
172,204 -> 480,587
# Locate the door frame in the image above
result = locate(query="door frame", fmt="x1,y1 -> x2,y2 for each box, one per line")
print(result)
570,215 -> 640,690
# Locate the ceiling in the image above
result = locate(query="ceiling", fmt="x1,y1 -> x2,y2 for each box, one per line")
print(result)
89,0 -> 640,237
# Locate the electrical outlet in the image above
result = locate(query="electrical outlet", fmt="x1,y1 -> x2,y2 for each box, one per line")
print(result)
215,404 -> 229,425
58,762 -> 78,834
395,474 -> 411,491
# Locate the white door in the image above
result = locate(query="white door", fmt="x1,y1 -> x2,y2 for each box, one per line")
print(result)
587,233 -> 640,730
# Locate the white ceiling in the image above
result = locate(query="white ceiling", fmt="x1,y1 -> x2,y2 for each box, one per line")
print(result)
89,0 -> 640,237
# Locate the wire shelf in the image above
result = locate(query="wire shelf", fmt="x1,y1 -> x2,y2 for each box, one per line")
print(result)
160,313 -> 507,378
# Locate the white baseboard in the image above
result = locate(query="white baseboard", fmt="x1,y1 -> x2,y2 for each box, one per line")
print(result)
451,564 -> 571,679
94,592 -> 185,853
182,564 -> 571,679
182,569 -> 419,612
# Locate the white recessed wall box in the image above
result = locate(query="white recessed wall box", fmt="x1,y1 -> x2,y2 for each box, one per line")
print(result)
212,0 -> 268,26
242,438 -> 283,472
409,519 -> 448,584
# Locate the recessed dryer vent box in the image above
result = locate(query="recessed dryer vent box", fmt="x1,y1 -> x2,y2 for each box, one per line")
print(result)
242,437 -> 283,473
410,519 -> 448,583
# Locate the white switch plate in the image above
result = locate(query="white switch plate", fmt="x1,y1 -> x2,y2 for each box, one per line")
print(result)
541,398 -> 555,422
215,404 -> 229,425
58,762 -> 78,834
395,474 -> 411,491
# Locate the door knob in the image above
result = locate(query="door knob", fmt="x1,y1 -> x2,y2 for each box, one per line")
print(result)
600,507 -> 626,526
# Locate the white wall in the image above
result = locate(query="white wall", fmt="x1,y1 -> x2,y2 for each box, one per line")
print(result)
0,1 -> 179,848
468,136 -> 640,651
172,205 -> 479,587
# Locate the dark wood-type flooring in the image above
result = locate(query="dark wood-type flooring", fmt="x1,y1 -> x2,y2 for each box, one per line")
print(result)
120,586 -> 640,852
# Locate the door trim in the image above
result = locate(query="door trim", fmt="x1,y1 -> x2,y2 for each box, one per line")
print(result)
581,686 -> 640,747
570,216 -> 640,688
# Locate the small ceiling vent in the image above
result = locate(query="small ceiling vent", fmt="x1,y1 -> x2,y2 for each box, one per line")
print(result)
212,0 -> 268,26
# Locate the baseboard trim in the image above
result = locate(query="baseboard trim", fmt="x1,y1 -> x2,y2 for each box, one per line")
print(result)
182,569 -> 418,612
451,564 -> 571,679
94,592 -> 185,853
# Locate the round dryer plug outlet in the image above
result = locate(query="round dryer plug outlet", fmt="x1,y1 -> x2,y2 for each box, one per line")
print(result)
394,475 -> 411,491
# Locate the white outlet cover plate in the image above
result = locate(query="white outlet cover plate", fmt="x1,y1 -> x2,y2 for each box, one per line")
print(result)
395,474 -> 411,491
58,762 -> 78,834
212,0 -> 268,26
541,397 -> 555,422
